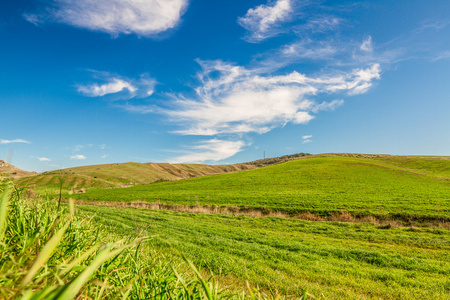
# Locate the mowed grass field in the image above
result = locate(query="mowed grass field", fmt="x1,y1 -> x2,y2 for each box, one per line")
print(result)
78,204 -> 450,299
72,155 -> 450,221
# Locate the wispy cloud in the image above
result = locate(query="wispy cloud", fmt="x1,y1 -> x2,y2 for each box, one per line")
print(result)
302,135 -> 312,144
360,36 -> 373,52
68,144 -> 93,152
281,39 -> 340,60
238,0 -> 292,42
73,145 -> 85,152
311,100 -> 344,113
70,154 -> 86,160
325,64 -> 381,95
37,157 -> 51,162
24,0 -> 188,37
415,20 -> 450,33
238,0 -> 345,44
272,32 -> 401,71
78,78 -> 136,97
78,72 -> 156,99
169,139 -> 246,164
156,60 -> 380,136
0,139 -> 30,144
295,15 -> 341,35
433,51 -> 450,61
122,59 -> 380,163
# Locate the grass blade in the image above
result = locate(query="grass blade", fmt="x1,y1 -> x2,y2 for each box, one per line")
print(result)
0,184 -> 11,243
184,257 -> 214,300
56,238 -> 147,300
58,244 -> 100,277
21,222 -> 69,287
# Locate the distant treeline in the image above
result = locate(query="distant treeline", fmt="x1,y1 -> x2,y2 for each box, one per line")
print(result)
245,153 -> 311,166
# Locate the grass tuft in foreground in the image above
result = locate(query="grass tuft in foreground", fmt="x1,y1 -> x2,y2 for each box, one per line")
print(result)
2,180 -> 292,299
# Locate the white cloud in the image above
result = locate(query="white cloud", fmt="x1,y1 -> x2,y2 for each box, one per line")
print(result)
278,36 -> 396,70
70,154 -> 86,160
122,60 -> 380,163
311,99 -> 344,113
78,78 -> 136,97
162,60 -> 317,136
169,139 -> 246,163
37,157 -> 51,162
153,60 -> 380,136
302,135 -> 312,144
360,36 -> 373,52
282,39 -> 340,60
238,0 -> 292,42
101,154 -> 108,159
24,0 -> 188,37
325,64 -> 381,95
238,0 -> 344,43
0,139 -> 30,144
124,61 -> 380,138
78,72 -> 156,99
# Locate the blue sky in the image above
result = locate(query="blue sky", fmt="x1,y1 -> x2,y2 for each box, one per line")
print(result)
1,0 -> 450,172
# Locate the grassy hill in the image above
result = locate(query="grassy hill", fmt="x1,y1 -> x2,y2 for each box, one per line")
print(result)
72,154 -> 450,223
14,161 -> 257,193
0,160 -> 35,177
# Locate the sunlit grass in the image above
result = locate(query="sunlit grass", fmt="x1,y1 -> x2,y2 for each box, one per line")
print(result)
78,204 -> 450,299
72,156 -> 450,223
2,180 -> 281,299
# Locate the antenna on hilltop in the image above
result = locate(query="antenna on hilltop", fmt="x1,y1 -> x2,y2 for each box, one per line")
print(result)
263,151 -> 265,159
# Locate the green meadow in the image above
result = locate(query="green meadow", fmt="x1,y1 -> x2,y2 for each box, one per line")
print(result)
3,154 -> 450,299
72,155 -> 450,222
78,204 -> 450,299
0,182 -> 254,299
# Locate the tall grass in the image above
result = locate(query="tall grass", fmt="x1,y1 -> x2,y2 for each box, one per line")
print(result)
2,180 -> 277,299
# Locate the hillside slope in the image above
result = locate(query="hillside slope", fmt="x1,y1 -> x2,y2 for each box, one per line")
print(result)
73,154 -> 450,221
14,161 -> 257,192
0,160 -> 35,177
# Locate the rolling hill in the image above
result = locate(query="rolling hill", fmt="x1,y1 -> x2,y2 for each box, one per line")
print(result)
0,160 -> 35,177
14,161 -> 258,192
13,152 -> 312,192
71,154 -> 450,222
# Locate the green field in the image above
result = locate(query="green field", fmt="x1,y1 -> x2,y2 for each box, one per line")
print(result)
5,154 -> 450,298
78,204 -> 450,299
72,155 -> 450,222
0,182 -> 241,299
